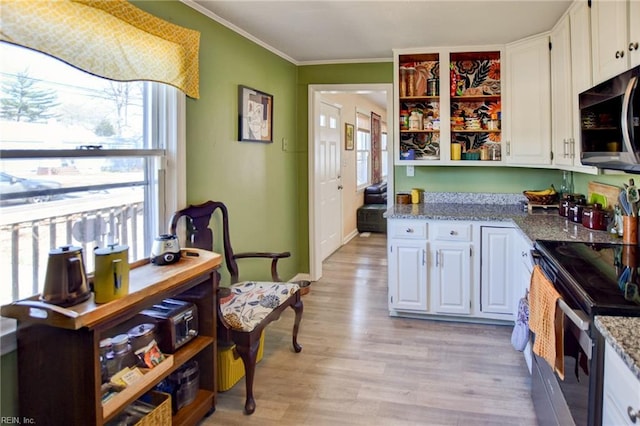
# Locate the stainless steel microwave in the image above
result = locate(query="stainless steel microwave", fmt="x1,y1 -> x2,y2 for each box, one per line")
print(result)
579,66 -> 639,174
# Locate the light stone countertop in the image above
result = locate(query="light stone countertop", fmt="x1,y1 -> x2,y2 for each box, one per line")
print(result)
385,202 -> 622,245
595,316 -> 640,381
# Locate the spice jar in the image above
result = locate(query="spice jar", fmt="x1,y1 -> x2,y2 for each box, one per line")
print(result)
400,109 -> 409,130
480,146 -> 489,161
409,110 -> 422,130
488,113 -> 500,131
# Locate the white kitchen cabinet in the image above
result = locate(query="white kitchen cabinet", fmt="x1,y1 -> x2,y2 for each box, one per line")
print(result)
504,34 -> 552,166
570,1 -> 593,95
631,0 -> 640,69
591,0 -> 640,84
602,342 -> 640,425
550,8 -> 599,173
431,241 -> 472,315
551,15 -> 574,168
388,220 -> 428,312
431,221 -> 473,315
388,218 -> 520,322
393,47 -> 504,166
480,226 -> 517,316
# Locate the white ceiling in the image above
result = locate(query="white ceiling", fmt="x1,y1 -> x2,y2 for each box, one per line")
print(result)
186,0 -> 573,65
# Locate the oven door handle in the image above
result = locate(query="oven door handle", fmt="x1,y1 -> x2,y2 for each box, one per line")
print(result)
558,298 -> 590,331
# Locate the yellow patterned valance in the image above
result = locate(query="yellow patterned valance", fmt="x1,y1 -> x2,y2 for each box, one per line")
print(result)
0,0 -> 200,98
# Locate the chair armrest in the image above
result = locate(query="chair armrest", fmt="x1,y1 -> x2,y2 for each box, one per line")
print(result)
233,251 -> 291,282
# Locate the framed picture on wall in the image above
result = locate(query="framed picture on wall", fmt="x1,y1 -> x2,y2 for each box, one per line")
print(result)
345,123 -> 354,150
238,85 -> 273,143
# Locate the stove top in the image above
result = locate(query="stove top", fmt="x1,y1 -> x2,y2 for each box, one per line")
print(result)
534,240 -> 640,317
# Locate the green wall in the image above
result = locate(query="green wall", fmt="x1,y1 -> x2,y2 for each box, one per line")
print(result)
134,1 -> 301,284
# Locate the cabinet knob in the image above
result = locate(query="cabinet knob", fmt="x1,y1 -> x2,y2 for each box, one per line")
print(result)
628,406 -> 639,423
449,230 -> 457,235
630,42 -> 639,51
406,228 -> 414,233
521,251 -> 527,258
615,50 -> 625,59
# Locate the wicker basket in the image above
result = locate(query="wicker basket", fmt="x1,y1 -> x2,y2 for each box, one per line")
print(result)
135,391 -> 171,426
523,191 -> 559,206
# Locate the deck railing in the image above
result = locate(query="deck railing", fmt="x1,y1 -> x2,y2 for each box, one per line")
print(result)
0,202 -> 145,303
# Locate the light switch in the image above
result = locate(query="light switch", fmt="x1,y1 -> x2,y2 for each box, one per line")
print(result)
282,138 -> 288,151
406,165 -> 414,177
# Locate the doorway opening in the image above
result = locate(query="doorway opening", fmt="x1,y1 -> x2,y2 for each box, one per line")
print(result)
308,83 -> 393,281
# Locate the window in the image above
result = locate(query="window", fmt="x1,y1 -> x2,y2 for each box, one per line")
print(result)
356,111 -> 371,189
381,121 -> 388,181
0,43 -> 182,307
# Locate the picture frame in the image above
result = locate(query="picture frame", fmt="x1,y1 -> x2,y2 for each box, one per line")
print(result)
345,123 -> 354,150
238,85 -> 273,143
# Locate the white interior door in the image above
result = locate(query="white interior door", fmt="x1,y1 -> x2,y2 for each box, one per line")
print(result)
318,101 -> 342,260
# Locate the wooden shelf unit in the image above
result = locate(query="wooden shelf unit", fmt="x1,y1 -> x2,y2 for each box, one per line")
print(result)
1,249 -> 222,426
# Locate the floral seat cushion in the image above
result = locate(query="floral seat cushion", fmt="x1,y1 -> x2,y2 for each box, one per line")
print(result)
220,281 -> 300,332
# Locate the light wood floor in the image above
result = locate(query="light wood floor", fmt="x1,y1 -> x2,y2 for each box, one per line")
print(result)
203,233 -> 537,426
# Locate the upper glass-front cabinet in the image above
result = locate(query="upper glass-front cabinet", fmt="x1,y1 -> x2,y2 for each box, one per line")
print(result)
395,48 -> 503,165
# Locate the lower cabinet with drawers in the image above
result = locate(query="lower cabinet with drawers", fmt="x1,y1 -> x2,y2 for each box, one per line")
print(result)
388,218 -> 517,322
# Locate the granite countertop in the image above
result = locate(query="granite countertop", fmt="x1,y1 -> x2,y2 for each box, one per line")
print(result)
595,316 -> 640,381
386,200 -> 622,245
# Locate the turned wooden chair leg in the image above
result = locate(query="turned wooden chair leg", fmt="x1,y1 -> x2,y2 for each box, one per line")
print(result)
291,297 -> 303,353
234,334 -> 261,415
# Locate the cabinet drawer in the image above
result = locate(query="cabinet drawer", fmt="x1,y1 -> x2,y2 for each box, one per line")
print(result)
390,220 -> 427,239
433,222 -> 472,241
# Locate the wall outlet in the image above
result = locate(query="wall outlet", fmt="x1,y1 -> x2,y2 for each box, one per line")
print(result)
407,165 -> 414,177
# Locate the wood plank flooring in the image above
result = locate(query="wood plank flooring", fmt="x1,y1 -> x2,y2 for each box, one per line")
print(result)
202,233 -> 537,425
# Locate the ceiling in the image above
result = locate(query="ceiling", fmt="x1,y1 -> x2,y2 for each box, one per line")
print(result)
186,0 -> 573,65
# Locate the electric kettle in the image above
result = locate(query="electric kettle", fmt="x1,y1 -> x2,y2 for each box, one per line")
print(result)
41,245 -> 91,307
150,234 -> 181,265
94,244 -> 130,303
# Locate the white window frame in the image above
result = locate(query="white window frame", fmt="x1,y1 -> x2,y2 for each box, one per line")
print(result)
356,110 -> 371,191
0,82 -> 185,355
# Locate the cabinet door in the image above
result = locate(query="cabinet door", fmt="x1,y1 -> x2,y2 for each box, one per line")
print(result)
505,35 -> 552,165
568,2 -> 599,174
480,227 -> 516,316
388,239 -> 428,312
431,242 -> 471,315
551,16 -> 574,167
570,1 -> 593,95
602,343 -> 640,425
630,0 -> 640,68
591,0 -> 629,84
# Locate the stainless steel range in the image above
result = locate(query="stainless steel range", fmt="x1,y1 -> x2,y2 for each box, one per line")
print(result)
532,240 -> 640,426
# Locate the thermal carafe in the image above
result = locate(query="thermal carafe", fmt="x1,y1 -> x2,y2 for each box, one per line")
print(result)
94,244 -> 130,303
